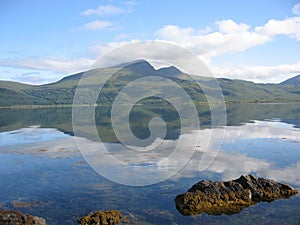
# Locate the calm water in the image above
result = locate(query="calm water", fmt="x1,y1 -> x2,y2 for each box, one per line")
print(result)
0,103 -> 300,224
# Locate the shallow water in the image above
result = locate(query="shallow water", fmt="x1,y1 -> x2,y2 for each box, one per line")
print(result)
0,103 -> 300,224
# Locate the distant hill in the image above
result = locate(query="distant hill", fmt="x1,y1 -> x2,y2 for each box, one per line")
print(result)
281,74 -> 300,85
217,78 -> 300,103
0,81 -> 53,106
1,60 -> 300,106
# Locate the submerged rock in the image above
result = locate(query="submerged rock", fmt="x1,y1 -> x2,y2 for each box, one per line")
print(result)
0,210 -> 47,225
77,210 -> 123,225
175,174 -> 298,216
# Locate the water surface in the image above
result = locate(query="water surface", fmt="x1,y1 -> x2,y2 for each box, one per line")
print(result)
0,103 -> 300,224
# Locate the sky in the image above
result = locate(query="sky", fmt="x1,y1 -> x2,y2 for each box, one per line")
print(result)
1,0 -> 300,84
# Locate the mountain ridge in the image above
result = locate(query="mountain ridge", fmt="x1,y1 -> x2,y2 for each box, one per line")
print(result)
281,74 -> 300,85
1,60 -> 300,106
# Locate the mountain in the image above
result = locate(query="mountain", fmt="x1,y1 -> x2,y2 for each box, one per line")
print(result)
218,78 -> 300,103
1,60 -> 300,107
157,66 -> 183,77
0,81 -> 53,106
281,74 -> 300,85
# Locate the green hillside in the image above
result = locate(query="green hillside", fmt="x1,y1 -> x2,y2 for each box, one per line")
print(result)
1,60 -> 300,107
218,78 -> 300,103
0,81 -> 53,106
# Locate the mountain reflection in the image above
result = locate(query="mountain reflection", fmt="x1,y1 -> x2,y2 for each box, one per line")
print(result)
1,119 -> 300,187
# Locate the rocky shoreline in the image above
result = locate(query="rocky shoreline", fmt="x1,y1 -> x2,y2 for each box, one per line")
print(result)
175,174 -> 298,215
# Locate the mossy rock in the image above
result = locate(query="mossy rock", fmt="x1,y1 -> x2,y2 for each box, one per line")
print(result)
175,174 -> 298,216
77,210 -> 123,225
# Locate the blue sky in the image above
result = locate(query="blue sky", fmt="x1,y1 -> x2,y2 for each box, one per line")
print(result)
1,0 -> 300,84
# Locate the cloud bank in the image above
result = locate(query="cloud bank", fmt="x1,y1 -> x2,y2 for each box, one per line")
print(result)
156,15 -> 300,58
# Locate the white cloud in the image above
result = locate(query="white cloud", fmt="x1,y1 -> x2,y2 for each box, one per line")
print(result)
292,3 -> 300,15
0,57 -> 94,75
211,61 -> 300,83
156,21 -> 270,59
81,20 -> 114,31
217,19 -> 250,34
81,4 -> 125,16
156,7 -> 300,58
256,17 -> 300,41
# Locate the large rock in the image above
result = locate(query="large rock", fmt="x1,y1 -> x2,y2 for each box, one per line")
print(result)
175,174 -> 298,216
0,210 -> 47,225
77,210 -> 123,225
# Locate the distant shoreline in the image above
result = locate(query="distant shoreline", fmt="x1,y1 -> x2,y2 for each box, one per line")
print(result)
1,101 -> 300,109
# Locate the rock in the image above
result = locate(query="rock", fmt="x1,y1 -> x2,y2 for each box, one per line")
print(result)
174,174 -> 298,216
234,174 -> 297,202
0,210 -> 47,225
77,210 -> 123,225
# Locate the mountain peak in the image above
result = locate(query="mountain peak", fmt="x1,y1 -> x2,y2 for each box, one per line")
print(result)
120,59 -> 152,68
157,66 -> 183,76
121,60 -> 155,75
117,60 -> 183,77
